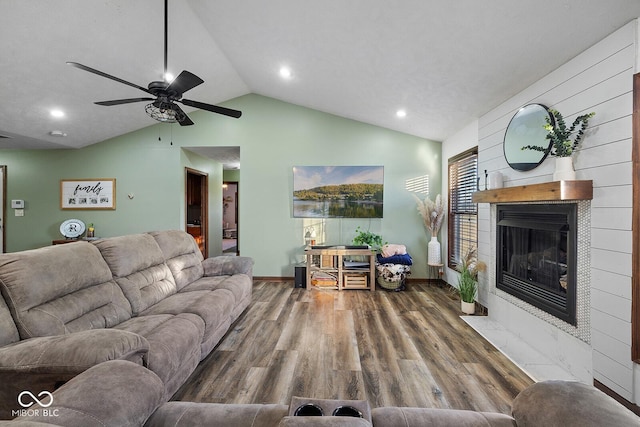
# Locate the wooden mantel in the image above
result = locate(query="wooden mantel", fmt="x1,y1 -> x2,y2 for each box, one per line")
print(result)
472,180 -> 593,204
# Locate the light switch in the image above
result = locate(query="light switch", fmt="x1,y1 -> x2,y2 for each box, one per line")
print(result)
15,209 -> 24,217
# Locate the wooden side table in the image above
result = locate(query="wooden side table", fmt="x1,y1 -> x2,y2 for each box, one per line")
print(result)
305,247 -> 375,291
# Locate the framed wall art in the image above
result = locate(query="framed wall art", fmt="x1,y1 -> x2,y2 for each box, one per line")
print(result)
60,179 -> 116,210
293,166 -> 383,218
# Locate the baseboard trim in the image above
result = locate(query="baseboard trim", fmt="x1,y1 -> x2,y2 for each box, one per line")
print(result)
254,276 -> 294,282
255,277 -> 447,284
594,379 -> 640,416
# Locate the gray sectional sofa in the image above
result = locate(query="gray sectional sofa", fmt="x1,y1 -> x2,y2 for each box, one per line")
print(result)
0,230 -> 253,419
2,359 -> 639,426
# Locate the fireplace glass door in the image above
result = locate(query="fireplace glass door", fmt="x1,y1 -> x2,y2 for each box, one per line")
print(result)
497,204 -> 577,325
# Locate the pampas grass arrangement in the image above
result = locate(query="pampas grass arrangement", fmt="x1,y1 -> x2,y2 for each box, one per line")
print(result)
413,194 -> 445,237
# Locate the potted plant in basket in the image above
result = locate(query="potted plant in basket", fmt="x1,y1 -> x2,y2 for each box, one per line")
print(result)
456,248 -> 486,314
521,109 -> 595,181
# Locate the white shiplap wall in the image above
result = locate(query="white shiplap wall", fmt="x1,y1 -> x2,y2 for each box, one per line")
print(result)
475,20 -> 637,400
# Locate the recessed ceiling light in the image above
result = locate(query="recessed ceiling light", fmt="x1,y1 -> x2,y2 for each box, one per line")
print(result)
50,109 -> 65,118
49,130 -> 67,137
396,110 -> 407,118
279,67 -> 292,79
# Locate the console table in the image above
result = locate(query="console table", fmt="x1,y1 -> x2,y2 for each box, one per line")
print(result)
304,247 -> 376,291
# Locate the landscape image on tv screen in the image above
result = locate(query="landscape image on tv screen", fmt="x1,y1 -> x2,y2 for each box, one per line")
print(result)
293,166 -> 384,218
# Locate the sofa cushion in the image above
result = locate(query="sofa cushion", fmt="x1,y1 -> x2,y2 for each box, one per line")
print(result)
180,274 -> 251,307
94,234 -> 178,315
146,402 -> 289,427
115,313 -> 203,398
0,242 -> 132,338
371,407 -> 516,427
0,295 -> 18,347
140,289 -> 235,357
149,230 -> 204,290
14,360 -> 165,427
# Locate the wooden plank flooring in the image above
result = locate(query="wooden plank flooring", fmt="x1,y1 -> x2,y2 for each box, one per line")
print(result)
172,281 -> 534,414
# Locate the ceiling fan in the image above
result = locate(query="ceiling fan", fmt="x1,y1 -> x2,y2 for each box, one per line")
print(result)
67,0 -> 241,126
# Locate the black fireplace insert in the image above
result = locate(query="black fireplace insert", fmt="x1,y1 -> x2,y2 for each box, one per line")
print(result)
496,203 -> 577,325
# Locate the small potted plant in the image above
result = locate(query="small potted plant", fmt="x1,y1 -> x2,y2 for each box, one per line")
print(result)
521,109 -> 595,180
456,247 -> 486,314
353,226 -> 385,251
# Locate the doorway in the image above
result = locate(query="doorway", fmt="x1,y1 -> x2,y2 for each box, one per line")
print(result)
185,168 -> 208,258
222,181 -> 239,255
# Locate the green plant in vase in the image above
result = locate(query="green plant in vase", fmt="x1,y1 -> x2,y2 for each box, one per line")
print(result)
521,108 -> 595,181
521,109 -> 595,157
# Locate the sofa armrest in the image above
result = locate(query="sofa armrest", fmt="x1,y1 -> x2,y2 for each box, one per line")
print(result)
0,329 -> 149,420
203,256 -> 253,279
0,329 -> 148,374
15,360 -> 164,427
512,380 -> 640,427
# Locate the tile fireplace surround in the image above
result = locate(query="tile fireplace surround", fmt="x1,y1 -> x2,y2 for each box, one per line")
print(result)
472,180 -> 593,382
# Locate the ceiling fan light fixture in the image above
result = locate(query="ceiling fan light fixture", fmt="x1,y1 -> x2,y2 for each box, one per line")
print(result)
145,103 -> 184,124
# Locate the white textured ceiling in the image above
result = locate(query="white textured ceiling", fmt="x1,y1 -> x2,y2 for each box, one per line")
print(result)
1,0 -> 640,153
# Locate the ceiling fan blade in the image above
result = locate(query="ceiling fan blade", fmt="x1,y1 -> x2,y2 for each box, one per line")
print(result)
167,70 -> 203,95
67,62 -> 152,94
95,97 -> 155,106
180,99 -> 242,119
172,103 -> 194,126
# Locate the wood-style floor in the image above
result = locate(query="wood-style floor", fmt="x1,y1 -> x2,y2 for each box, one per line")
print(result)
173,281 -> 534,415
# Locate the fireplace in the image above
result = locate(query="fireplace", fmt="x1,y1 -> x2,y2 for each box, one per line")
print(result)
496,203 -> 577,325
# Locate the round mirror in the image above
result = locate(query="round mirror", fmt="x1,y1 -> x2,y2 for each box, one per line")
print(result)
504,104 -> 553,171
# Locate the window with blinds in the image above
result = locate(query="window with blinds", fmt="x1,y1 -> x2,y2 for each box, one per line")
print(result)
448,148 -> 478,269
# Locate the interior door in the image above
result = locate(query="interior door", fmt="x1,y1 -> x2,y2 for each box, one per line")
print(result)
185,168 -> 208,258
222,181 -> 239,255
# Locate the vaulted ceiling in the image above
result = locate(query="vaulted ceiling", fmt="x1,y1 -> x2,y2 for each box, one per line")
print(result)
2,0 -> 640,150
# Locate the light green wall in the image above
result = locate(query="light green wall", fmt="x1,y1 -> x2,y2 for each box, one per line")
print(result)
0,94 -> 441,277
223,169 -> 240,182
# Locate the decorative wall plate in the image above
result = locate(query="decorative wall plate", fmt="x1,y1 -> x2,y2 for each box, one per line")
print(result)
60,219 -> 85,238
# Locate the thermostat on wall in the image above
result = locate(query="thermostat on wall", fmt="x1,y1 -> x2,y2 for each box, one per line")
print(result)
11,200 -> 24,209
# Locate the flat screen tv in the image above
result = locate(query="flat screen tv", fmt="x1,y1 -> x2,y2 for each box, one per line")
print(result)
293,166 -> 384,218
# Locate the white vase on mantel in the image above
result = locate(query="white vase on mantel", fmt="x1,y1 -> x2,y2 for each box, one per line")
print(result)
553,157 -> 576,181
427,236 -> 441,265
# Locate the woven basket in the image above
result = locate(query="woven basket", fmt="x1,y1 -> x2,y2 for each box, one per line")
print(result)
377,275 -> 404,290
